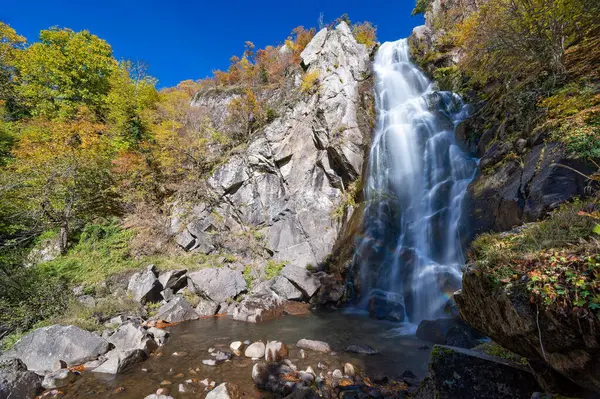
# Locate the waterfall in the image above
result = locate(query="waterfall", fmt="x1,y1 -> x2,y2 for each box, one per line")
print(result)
354,39 -> 477,324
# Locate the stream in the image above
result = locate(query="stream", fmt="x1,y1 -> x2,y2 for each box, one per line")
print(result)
62,311 -> 432,398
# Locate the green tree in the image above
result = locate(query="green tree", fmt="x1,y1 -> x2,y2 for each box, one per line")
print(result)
106,60 -> 158,148
14,28 -> 116,120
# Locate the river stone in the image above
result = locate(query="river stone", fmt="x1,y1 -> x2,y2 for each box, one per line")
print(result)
244,342 -> 266,358
154,296 -> 199,323
10,325 -> 110,372
265,341 -> 289,362
127,268 -> 163,304
187,268 -> 246,303
412,345 -> 541,399
344,344 -> 379,355
280,265 -> 321,298
41,369 -> 77,389
252,362 -> 269,386
205,382 -> 241,399
232,293 -> 286,323
92,349 -> 147,374
0,357 -> 42,399
343,363 -> 356,377
144,395 -> 174,399
108,323 -> 158,354
158,269 -> 187,292
270,276 -> 303,300
195,298 -> 219,317
296,339 -> 331,353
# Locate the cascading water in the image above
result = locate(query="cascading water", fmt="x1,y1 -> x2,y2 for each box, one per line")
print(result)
354,39 -> 477,324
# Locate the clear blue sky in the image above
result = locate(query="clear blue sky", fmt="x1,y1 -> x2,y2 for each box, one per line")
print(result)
1,1 -> 423,88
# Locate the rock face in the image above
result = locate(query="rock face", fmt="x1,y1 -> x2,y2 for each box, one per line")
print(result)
413,345 -> 541,399
173,21 -> 373,269
464,143 -> 595,237
270,276 -> 303,300
187,268 -> 246,303
10,325 -> 110,372
154,296 -> 199,323
456,266 -> 600,393
0,358 -> 42,399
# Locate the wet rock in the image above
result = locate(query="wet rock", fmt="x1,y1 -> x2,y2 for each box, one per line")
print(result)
311,272 -> 345,305
155,296 -> 199,322
412,345 -> 541,399
252,362 -> 270,385
127,267 -> 163,304
148,327 -> 169,345
109,323 -> 158,354
344,344 -> 379,355
92,349 -> 147,374
367,289 -> 405,322
416,318 -> 480,349
41,369 -> 77,389
144,395 -> 174,399
271,275 -> 303,300
205,382 -> 241,399
156,388 -> 170,395
332,369 -> 343,379
196,298 -> 220,317
158,269 -> 187,292
265,341 -> 289,362
245,342 -> 266,358
297,339 -> 331,353
9,325 -> 110,372
202,359 -> 217,366
0,357 -> 42,399
233,293 -> 286,323
283,301 -> 311,316
280,265 -> 321,298
212,350 -> 233,362
187,268 -> 247,303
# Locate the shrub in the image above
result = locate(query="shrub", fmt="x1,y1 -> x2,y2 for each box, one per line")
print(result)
301,70 -> 320,94
265,260 -> 286,280
352,22 -> 377,49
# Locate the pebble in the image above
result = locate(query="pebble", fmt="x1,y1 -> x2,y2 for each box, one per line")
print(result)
156,387 -> 170,394
318,362 -> 327,370
202,359 -> 217,366
160,380 -> 172,386
200,378 -> 210,386
114,387 -> 126,394
174,373 -> 184,378
299,349 -> 306,359
172,351 -> 188,357
344,363 -> 356,377
332,369 -> 343,379
178,384 -> 187,393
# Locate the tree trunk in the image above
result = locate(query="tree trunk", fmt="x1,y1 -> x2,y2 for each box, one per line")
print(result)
59,223 -> 69,255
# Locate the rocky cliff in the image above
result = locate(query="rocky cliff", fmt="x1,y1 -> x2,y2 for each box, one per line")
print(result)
170,22 -> 374,270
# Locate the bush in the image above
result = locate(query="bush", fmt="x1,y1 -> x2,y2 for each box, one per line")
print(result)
265,260 -> 286,280
301,70 -> 320,94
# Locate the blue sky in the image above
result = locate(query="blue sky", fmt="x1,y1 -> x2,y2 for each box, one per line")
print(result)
1,1 -> 423,88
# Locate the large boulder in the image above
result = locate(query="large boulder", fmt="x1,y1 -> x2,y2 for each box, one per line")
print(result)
413,345 -> 541,399
311,272 -> 345,305
127,266 -> 163,304
367,290 -> 405,322
92,349 -> 147,374
187,268 -> 247,303
280,265 -> 321,299
154,296 -> 199,323
416,318 -> 481,349
270,276 -> 303,300
108,323 -> 158,354
195,298 -> 220,317
0,358 -> 42,399
158,269 -> 187,292
10,325 -> 110,372
456,266 -> 600,393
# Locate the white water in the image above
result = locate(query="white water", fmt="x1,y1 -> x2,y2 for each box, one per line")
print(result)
355,39 -> 477,324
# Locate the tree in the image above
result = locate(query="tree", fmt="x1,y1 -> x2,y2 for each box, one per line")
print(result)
0,22 -> 26,118
14,28 -> 117,120
9,107 -> 118,253
106,61 -> 158,149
